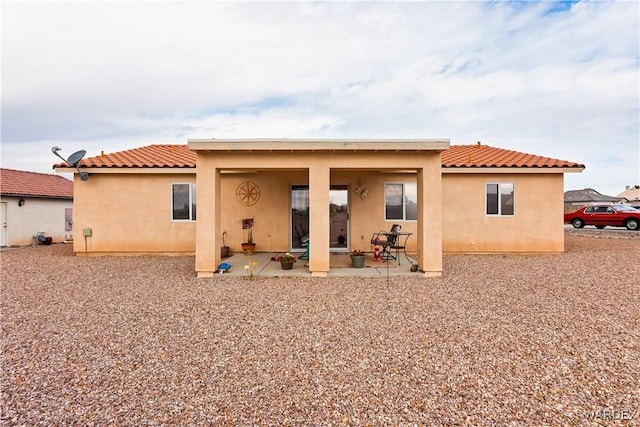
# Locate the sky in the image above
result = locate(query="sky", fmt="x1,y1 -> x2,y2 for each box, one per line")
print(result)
2,0 -> 638,196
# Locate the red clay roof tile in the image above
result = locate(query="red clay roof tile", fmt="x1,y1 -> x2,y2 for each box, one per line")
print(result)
1,168 -> 73,198
55,143 -> 584,170
441,144 -> 584,169
54,144 -> 197,169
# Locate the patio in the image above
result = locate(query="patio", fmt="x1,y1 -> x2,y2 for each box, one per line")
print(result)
216,251 -> 421,277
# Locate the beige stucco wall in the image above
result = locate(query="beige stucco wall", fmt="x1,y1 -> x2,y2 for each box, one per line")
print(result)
72,173 -> 196,255
217,170 -> 422,254
69,164 -> 566,258
0,197 -> 73,246
70,169 -> 566,256
442,172 -> 565,252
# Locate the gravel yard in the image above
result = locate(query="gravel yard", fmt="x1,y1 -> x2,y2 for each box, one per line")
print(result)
2,232 -> 639,426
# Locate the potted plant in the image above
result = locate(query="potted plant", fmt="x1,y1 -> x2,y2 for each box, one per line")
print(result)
350,249 -> 366,268
271,252 -> 297,270
241,218 -> 256,255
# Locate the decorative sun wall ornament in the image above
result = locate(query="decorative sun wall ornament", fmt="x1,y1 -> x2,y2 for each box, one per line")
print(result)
236,181 -> 260,206
354,180 -> 368,200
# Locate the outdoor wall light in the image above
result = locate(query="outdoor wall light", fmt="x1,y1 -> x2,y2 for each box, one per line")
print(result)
18,198 -> 25,207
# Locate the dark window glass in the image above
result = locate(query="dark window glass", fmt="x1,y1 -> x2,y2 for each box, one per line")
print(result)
172,184 -> 191,220
385,183 -> 403,220
405,183 -> 417,220
486,184 -> 498,215
500,183 -> 514,215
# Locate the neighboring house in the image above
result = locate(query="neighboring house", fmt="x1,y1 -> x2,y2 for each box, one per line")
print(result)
0,168 -> 74,247
563,188 -> 624,213
617,185 -> 640,209
54,140 -> 584,278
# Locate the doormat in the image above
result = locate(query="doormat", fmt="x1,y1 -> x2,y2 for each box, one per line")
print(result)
329,254 -> 397,268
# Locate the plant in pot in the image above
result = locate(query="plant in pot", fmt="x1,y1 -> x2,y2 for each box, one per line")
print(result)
241,218 -> 256,255
271,252 -> 297,270
350,249 -> 366,268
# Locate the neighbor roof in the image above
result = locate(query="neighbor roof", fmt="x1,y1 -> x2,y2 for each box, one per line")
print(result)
1,168 -> 73,199
616,186 -> 640,202
564,188 -> 623,203
54,142 -> 585,170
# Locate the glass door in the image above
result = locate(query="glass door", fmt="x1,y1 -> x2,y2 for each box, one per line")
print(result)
290,185 -> 309,251
290,185 -> 349,252
330,185 -> 349,251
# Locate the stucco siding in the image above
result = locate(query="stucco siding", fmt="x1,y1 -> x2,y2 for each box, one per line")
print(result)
0,196 -> 73,246
72,173 -> 196,254
218,170 -> 423,254
220,171 -> 302,253
69,168 -> 565,256
442,173 -> 565,252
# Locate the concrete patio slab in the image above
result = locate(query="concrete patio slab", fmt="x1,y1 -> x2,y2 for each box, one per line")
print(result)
214,252 -> 421,278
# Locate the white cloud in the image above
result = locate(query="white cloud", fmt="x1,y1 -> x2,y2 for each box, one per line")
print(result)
2,0 -> 638,195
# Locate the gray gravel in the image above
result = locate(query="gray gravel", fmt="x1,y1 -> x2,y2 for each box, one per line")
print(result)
2,232 -> 639,426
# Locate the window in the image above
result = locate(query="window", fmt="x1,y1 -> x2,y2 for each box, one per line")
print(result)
385,183 -> 417,220
486,183 -> 514,216
172,183 -> 196,220
65,208 -> 73,231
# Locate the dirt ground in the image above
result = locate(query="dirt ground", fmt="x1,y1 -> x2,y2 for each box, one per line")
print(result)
1,232 -> 638,425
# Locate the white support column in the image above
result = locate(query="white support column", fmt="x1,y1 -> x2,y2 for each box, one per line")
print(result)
308,165 -> 330,277
417,158 -> 443,277
195,159 -> 221,277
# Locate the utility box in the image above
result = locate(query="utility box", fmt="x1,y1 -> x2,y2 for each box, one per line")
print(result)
83,228 -> 92,237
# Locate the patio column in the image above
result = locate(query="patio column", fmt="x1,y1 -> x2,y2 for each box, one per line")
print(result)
417,159 -> 443,276
308,165 -> 330,277
195,159 -> 221,277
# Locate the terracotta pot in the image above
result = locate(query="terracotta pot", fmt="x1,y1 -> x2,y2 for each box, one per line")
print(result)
241,243 -> 256,255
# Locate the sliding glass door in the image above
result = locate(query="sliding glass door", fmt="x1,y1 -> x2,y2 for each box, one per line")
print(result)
290,185 -> 309,251
290,185 -> 349,252
329,185 -> 348,251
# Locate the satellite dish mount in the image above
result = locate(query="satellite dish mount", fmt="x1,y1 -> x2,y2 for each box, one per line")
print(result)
51,146 -> 90,181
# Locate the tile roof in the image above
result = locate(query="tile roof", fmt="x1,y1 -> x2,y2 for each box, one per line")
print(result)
1,168 -> 73,199
564,188 -> 622,203
57,143 -> 584,170
54,145 -> 196,169
441,144 -> 584,169
616,186 -> 640,202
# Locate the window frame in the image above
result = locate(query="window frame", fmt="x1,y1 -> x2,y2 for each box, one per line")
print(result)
171,183 -> 197,221
485,182 -> 514,216
384,182 -> 417,221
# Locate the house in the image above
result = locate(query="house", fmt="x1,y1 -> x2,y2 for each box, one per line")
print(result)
563,188 -> 624,213
53,139 -> 584,277
0,168 -> 74,247
617,185 -> 640,209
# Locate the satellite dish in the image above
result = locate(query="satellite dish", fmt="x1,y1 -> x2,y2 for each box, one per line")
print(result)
51,146 -> 90,181
67,150 -> 86,167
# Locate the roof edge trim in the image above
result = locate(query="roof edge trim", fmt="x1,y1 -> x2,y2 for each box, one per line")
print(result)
188,139 -> 451,152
